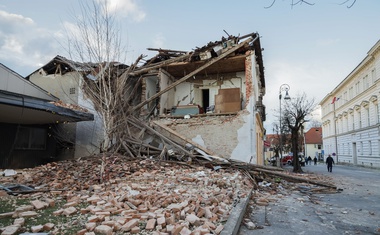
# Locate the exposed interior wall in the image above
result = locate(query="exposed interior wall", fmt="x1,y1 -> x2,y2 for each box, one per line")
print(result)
174,82 -> 193,106
145,76 -> 158,112
159,71 -> 174,114
154,52 -> 264,164
163,72 -> 246,114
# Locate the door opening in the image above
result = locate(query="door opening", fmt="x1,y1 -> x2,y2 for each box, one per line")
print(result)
202,89 -> 210,113
352,142 -> 357,165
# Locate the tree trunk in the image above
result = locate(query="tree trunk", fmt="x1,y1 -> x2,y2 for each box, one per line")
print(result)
292,129 -> 303,173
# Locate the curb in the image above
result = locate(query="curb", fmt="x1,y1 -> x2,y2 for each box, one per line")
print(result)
220,189 -> 252,235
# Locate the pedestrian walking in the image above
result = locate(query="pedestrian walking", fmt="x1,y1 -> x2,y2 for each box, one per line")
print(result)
307,156 -> 312,165
313,156 -> 317,165
326,154 -> 335,172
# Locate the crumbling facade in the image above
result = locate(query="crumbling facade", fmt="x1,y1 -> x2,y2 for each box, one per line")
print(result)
25,32 -> 266,164
124,32 -> 266,164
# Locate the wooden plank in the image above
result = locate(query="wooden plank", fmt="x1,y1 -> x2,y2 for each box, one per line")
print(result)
250,169 -> 337,189
128,53 -> 192,77
128,117 -> 196,158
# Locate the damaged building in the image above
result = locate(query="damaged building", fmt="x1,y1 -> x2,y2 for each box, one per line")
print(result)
26,32 -> 266,164
0,63 -> 93,168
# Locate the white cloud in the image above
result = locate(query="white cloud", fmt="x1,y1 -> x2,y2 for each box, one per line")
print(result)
0,10 -> 34,35
0,10 -> 63,76
103,0 -> 146,22
2,35 -> 23,54
0,10 -> 33,25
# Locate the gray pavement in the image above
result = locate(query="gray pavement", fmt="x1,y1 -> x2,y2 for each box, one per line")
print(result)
238,163 -> 380,235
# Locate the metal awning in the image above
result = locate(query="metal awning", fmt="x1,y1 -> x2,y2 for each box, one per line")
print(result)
0,91 -> 94,124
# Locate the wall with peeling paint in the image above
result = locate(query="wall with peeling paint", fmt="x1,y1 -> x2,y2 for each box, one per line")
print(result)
159,71 -> 175,114
155,51 -> 265,164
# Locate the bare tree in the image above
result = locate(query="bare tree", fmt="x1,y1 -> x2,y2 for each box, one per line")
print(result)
282,93 -> 316,173
264,0 -> 356,8
271,123 -> 281,166
309,119 -> 322,128
64,0 -> 144,152
272,122 -> 291,167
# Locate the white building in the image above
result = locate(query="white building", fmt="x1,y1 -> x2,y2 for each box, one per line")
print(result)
320,40 -> 380,167
27,56 -> 105,158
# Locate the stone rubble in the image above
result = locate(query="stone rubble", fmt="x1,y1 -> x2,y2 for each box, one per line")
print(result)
0,154 -> 253,234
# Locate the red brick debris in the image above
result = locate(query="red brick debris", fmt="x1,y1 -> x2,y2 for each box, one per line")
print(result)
0,154 -> 253,234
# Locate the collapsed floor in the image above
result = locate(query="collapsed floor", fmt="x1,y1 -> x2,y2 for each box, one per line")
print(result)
0,154 -> 337,235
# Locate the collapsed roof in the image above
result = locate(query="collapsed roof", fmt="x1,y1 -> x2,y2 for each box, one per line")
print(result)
25,32 -> 266,163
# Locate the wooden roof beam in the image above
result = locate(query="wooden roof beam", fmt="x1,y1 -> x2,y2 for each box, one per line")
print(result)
132,36 -> 257,112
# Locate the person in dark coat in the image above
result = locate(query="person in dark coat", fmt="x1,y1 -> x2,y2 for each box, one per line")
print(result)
313,156 -> 317,165
307,156 -> 312,165
326,154 -> 335,172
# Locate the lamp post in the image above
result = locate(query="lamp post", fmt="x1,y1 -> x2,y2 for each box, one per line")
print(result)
278,84 -> 291,167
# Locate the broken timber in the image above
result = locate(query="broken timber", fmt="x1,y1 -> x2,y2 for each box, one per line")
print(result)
250,168 -> 337,189
132,36 -> 258,112
127,116 -> 196,158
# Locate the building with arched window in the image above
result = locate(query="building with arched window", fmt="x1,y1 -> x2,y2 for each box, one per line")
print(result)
320,40 -> 380,167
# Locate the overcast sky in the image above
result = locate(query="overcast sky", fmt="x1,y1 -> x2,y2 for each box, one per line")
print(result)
1,0 -> 379,133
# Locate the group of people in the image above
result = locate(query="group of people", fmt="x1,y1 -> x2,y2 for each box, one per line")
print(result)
306,155 -> 335,172
305,156 -> 318,165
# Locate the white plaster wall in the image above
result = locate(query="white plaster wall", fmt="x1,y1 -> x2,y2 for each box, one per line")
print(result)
159,71 -> 174,114
76,81 -> 103,157
230,53 -> 259,164
174,82 -> 193,106
155,115 -> 244,159
305,144 -> 321,159
230,103 -> 255,163
145,76 -> 158,112
30,71 -> 102,158
30,72 -> 80,105
321,40 -> 380,167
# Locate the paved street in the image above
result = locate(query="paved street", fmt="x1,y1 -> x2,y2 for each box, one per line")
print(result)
238,163 -> 380,235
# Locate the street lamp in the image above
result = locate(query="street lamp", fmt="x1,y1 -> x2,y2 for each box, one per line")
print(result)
278,84 -> 291,167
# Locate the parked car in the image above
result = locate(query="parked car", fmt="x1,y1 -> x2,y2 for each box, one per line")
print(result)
281,155 -> 293,165
269,155 -> 293,166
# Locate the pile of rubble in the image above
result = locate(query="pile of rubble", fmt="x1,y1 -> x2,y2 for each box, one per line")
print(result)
0,154 -> 254,235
